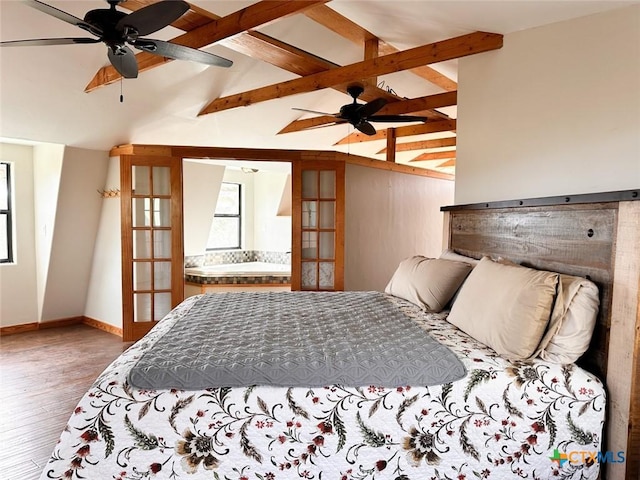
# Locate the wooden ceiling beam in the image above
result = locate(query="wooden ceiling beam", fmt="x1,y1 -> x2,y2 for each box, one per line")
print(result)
278,90 -> 457,135
176,3 -> 223,28
304,4 -> 377,44
363,36 -> 380,87
386,128 -> 397,163
219,33 -> 404,103
304,4 -> 457,92
409,150 -> 457,162
377,91 -> 457,115
219,30 -> 337,77
334,119 -> 457,145
377,136 -> 456,154
85,0 -> 330,92
199,32 -> 502,116
437,159 -> 456,168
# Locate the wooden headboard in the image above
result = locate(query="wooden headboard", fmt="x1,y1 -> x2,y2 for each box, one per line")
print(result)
441,190 -> 639,480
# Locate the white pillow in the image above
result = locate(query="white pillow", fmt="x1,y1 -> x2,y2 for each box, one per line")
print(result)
385,256 -> 473,312
447,257 -> 558,360
536,274 -> 599,363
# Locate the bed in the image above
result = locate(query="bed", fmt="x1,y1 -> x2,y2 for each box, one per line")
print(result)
39,192 -> 640,480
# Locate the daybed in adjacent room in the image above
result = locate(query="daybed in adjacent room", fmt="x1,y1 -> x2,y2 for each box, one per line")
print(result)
38,191 -> 639,480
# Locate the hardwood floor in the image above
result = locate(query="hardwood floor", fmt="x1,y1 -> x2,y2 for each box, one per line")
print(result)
0,324 -> 132,480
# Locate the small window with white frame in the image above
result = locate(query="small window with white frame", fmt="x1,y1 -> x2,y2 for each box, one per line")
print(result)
207,182 -> 242,250
0,162 -> 13,263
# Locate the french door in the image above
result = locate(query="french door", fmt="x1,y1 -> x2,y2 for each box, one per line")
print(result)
291,160 -> 344,291
120,155 -> 184,342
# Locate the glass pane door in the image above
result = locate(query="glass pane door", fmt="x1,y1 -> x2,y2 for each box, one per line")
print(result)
292,161 -> 344,291
121,155 -> 183,341
132,166 -> 173,322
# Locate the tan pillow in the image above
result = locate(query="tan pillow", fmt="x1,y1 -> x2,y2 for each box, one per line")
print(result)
439,250 -> 482,305
536,274 -> 599,363
384,256 -> 473,312
439,249 -> 481,267
447,257 -> 558,360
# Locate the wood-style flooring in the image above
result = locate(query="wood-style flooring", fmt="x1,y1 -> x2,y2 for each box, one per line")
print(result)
0,324 -> 131,480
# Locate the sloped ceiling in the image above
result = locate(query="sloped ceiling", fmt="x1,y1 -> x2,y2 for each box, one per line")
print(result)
0,0 -> 635,175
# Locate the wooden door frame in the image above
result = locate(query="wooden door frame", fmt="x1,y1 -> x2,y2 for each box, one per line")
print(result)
120,154 -> 184,342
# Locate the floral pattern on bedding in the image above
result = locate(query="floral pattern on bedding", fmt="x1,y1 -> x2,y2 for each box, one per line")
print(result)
40,295 -> 605,480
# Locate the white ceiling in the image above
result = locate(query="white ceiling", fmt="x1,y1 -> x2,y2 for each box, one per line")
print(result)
0,0 -> 636,171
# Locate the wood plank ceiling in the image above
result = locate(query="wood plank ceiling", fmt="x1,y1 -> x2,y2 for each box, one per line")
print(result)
89,0 -> 504,176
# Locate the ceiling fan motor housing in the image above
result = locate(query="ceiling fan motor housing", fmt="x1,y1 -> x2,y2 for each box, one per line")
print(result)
339,84 -> 367,125
346,84 -> 365,99
339,103 -> 362,125
84,8 -> 128,47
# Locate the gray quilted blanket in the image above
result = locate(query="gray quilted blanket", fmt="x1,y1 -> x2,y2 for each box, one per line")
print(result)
128,291 -> 465,389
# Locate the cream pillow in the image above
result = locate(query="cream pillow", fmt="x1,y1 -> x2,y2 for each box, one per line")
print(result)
439,249 -> 481,267
439,250 -> 481,305
384,256 -> 473,312
536,274 -> 599,363
447,257 -> 558,360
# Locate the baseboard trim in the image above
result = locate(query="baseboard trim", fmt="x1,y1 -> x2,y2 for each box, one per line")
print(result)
82,316 -> 123,337
40,317 -> 85,329
0,322 -> 40,335
1,316 -> 122,338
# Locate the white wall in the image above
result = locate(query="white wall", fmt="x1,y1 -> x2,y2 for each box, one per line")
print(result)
0,143 -> 38,327
219,168 -> 292,253
253,171 -> 292,252
344,164 -> 455,291
183,161 -> 225,256
84,157 -> 122,328
0,142 -> 107,327
456,5 -> 640,204
40,147 -> 108,322
32,143 -> 64,320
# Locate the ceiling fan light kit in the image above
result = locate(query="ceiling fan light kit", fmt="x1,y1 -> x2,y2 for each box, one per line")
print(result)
0,0 -> 233,80
293,83 -> 428,136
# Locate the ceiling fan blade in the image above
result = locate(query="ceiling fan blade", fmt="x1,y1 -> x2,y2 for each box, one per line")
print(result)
356,121 -> 377,136
108,46 -> 138,78
0,37 -> 100,47
367,115 -> 429,123
299,120 -> 349,131
292,108 -> 336,116
117,0 -> 190,37
24,0 -> 102,36
132,39 -> 232,68
358,98 -> 387,118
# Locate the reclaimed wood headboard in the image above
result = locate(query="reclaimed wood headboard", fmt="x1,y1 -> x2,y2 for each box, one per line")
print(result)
441,190 -> 639,480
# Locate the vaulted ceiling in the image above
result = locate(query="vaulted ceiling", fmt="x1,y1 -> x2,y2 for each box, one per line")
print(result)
0,0 -> 633,176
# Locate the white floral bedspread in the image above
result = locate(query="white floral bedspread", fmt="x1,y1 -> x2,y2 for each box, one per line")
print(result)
40,294 -> 605,480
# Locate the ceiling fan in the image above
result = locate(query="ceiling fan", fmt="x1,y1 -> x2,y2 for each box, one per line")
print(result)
0,0 -> 233,79
293,84 -> 428,136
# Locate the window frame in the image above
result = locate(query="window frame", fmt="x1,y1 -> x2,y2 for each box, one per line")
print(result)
0,162 -> 13,264
207,182 -> 242,251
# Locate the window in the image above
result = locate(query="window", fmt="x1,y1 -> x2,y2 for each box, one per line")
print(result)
0,162 -> 13,263
207,182 -> 241,250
